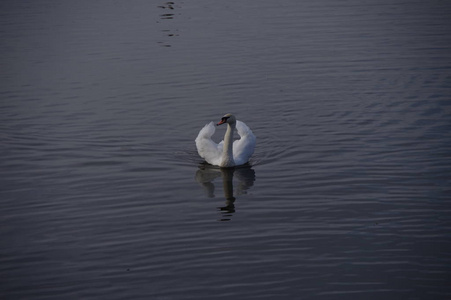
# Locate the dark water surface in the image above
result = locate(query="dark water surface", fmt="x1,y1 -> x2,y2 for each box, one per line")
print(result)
1,1 -> 451,299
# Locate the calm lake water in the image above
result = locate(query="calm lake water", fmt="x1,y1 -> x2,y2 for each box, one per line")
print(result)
1,1 -> 451,299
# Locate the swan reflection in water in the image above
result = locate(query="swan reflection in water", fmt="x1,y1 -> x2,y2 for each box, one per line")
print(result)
195,163 -> 256,221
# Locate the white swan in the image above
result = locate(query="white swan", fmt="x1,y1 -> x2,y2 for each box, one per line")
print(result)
195,113 -> 256,167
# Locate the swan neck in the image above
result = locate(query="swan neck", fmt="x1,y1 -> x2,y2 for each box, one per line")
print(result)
221,123 -> 235,166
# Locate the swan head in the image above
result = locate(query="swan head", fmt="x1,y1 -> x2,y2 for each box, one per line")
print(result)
217,113 -> 236,126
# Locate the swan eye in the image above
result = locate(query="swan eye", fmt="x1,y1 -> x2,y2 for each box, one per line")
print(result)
222,117 -> 229,122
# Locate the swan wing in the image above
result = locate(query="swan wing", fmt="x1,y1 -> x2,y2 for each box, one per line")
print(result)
195,122 -> 223,166
233,120 -> 256,165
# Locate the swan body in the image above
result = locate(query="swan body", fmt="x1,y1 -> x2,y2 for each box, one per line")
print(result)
195,114 -> 256,167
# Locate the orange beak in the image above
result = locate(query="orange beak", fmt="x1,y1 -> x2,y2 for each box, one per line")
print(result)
217,119 -> 226,126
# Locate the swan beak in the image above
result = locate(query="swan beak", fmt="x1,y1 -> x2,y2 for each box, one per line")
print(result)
217,119 -> 226,126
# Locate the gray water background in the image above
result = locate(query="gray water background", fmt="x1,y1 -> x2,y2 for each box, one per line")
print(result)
1,0 -> 451,299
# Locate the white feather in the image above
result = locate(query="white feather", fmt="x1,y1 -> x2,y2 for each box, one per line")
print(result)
195,119 -> 256,167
